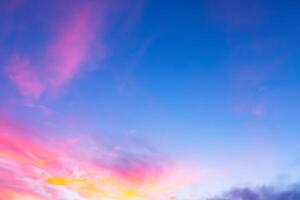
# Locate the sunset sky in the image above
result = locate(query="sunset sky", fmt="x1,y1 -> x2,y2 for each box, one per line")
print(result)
1,0 -> 300,199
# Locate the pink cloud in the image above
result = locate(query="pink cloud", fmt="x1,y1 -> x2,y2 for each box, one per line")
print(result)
4,2 -> 104,99
3,1 -> 147,100
0,115 -> 198,199
5,54 -> 45,98
46,5 -> 99,90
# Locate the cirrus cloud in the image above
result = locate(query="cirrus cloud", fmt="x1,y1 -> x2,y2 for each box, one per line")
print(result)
4,1 -> 106,99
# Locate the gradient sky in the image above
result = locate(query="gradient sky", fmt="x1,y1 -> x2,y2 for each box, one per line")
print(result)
1,0 -> 300,199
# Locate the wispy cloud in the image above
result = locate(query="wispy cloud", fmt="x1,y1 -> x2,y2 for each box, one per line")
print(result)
5,54 -> 45,98
0,115 -> 197,199
204,0 -> 284,118
46,3 -> 100,91
4,1 -> 105,99
205,0 -> 269,32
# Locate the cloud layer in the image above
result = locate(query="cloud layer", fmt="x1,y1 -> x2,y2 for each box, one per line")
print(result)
0,115 -> 196,199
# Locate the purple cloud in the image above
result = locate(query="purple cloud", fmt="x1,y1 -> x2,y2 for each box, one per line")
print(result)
207,185 -> 300,200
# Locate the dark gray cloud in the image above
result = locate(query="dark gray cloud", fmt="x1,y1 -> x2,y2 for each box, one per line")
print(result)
207,185 -> 300,200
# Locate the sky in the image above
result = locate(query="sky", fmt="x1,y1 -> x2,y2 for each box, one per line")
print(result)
0,0 -> 300,199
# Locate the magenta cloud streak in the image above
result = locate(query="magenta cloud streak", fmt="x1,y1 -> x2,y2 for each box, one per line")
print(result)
5,1 -> 104,99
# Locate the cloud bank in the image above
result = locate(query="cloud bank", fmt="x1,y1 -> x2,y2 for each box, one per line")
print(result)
207,185 -> 300,200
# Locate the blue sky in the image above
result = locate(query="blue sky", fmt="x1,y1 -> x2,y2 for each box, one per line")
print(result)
1,0 -> 300,199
